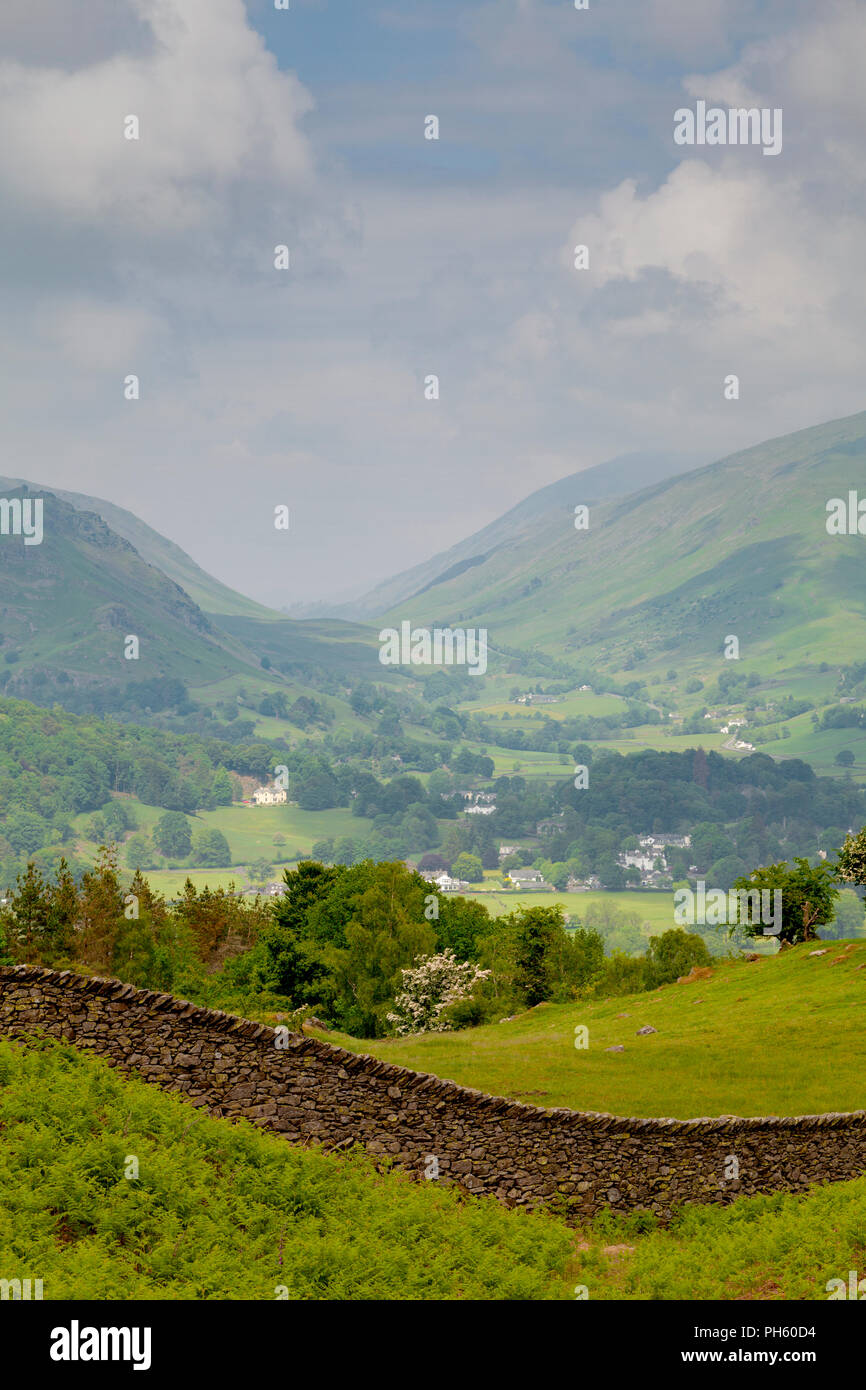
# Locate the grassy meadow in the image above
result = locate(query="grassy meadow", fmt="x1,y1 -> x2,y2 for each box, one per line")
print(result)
325,941 -> 866,1119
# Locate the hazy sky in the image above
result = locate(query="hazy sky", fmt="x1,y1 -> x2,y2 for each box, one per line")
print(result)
1,0 -> 864,607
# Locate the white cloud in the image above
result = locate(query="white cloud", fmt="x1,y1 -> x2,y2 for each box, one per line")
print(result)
0,0 -> 314,234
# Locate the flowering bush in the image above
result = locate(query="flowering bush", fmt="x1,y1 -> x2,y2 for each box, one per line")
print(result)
386,949 -> 491,1035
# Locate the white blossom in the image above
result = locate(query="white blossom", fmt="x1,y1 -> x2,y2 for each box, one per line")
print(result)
386,949 -> 491,1036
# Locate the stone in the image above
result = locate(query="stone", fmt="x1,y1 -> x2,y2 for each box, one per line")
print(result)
2,963 -> 865,1230
635,1025 -> 658,1036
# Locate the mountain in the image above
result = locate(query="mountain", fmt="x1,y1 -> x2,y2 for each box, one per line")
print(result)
0,483 -> 263,708
0,481 -> 388,708
1,477 -> 276,620
368,410 -> 866,676
286,450 -> 700,619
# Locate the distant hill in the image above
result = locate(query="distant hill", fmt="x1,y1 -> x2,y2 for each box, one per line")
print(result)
0,480 -> 385,707
287,450 -> 699,619
0,483 -> 265,708
0,477 -> 278,620
367,410 -> 866,677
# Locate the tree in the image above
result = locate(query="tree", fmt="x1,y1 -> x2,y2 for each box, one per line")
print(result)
1,862 -> 51,962
191,828 -> 231,867
645,929 -> 711,986
418,852 -> 448,873
211,766 -> 234,805
597,858 -> 625,890
732,858 -> 840,944
513,906 -> 563,1006
836,826 -> 866,886
433,896 -> 492,961
152,811 -> 192,859
451,852 -> 483,883
76,846 -> 124,971
386,950 -> 491,1035
546,862 -> 570,891
835,749 -> 855,766
248,858 -> 273,885
125,833 -> 155,871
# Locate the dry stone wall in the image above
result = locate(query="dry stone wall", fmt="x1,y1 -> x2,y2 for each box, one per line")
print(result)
1,964 -> 865,1222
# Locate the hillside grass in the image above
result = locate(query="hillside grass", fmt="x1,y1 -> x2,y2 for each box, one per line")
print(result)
572,1178 -> 866,1300
325,942 -> 866,1119
4,1021 -> 866,1300
0,1039 -> 577,1301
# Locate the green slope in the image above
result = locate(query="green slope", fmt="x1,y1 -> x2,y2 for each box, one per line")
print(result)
0,481 -> 387,705
0,484 -> 260,698
0,1038 -> 575,1300
4,477 -> 278,620
374,410 -> 866,678
320,449 -> 698,620
327,940 -> 866,1119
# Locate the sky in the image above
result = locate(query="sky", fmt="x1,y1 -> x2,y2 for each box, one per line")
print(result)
0,0 -> 864,608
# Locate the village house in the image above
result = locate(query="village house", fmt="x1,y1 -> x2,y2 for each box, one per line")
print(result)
621,852 -> 659,873
252,785 -> 288,805
639,834 -> 691,851
507,868 -> 551,889
422,871 -> 469,892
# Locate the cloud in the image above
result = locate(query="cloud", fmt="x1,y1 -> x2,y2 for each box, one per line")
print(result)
0,0 -> 314,234
0,0 -> 864,608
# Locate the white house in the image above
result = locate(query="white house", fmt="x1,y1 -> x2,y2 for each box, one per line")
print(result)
425,872 -> 468,892
621,852 -> 658,873
508,869 -> 548,888
253,785 -> 288,805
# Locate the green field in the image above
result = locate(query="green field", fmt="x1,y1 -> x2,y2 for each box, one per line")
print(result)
326,941 -> 866,1119
0,1039 -> 575,1300
572,1175 -> 866,1300
466,888 -> 677,935
74,799 -> 371,863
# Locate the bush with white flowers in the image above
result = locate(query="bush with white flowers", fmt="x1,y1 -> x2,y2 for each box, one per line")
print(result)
386,949 -> 491,1035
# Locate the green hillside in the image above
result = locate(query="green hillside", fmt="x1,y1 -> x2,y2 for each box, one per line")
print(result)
327,940 -> 866,1119
375,410 -> 866,681
0,1038 -> 575,1300
0,484 -> 259,703
3,476 -> 278,621
4,1003 -> 866,1301
331,449 -> 699,620
0,479 -> 388,713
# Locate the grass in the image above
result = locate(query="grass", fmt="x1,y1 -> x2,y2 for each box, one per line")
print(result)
5,996 -> 866,1300
466,888 -> 677,934
572,1178 -> 866,1299
0,1038 -> 577,1301
72,797 -> 375,883
325,941 -> 866,1119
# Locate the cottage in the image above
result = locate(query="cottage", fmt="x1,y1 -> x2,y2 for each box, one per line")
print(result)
508,869 -> 549,889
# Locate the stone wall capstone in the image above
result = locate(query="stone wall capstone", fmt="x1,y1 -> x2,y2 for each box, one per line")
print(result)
1,964 -> 864,1223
